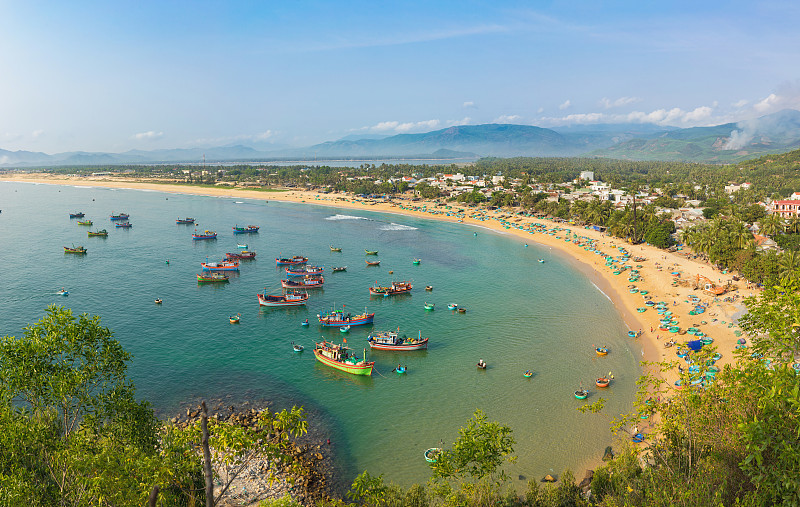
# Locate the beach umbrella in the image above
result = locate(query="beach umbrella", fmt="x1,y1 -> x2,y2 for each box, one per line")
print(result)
687,340 -> 704,351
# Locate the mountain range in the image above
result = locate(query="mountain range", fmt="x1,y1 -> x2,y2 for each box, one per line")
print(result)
2,110 -> 800,168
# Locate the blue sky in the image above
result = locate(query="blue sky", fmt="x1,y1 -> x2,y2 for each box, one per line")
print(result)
2,0 -> 799,153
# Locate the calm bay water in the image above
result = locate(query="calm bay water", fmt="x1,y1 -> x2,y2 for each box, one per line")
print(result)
0,181 -> 639,488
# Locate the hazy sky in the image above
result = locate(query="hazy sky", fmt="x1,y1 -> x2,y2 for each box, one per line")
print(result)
2,0 -> 800,153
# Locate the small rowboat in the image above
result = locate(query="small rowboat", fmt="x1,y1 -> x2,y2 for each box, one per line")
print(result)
57,289 -> 69,296
458,308 -> 466,313
424,448 -> 441,463
340,325 -> 350,333
448,303 -> 458,310
477,361 -> 487,369
574,388 -> 589,400
301,319 -> 309,326
229,314 -> 240,324
365,260 -> 380,266
396,365 -> 407,374
413,259 -> 421,265
596,347 -> 609,356
176,217 -> 195,224
237,244 -> 248,249
330,246 -> 342,252
596,377 -> 610,388
332,266 -> 347,272
292,342 -> 304,352
538,259 -> 545,263
154,298 -> 163,304
424,302 -> 435,310
365,249 -> 378,255
425,285 -> 433,291
523,370 -> 533,378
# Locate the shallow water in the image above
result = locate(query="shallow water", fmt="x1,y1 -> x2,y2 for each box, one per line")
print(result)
0,182 -> 639,488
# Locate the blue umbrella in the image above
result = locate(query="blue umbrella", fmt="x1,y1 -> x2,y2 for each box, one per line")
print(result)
687,340 -> 704,351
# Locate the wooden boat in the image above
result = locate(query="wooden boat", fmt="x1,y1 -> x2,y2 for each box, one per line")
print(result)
56,289 -> 69,296
313,341 -> 374,376
301,319 -> 309,327
237,244 -> 248,249
596,347 -> 609,356
176,217 -> 195,224
64,245 -> 87,254
523,370 -> 533,378
282,276 -> 324,289
395,365 -> 407,374
596,377 -> 610,388
458,308 -> 467,313
318,307 -> 374,327
538,259 -> 545,263
332,266 -> 347,272
77,220 -> 92,226
197,272 -> 229,283
292,342 -> 304,352
276,256 -> 308,266
201,260 -> 239,271
369,281 -> 412,296
340,325 -> 350,333
154,298 -> 162,304
365,260 -> 381,266
286,265 -> 324,276
257,291 -> 309,307
424,448 -> 441,463
232,225 -> 259,234
69,212 -> 85,218
425,285 -> 433,291
574,388 -> 589,399
447,303 -> 458,310
477,360 -> 487,369
424,302 -> 435,310
368,329 -> 428,351
88,229 -> 108,237
330,246 -> 342,252
115,222 -> 132,228
225,250 -> 256,260
365,249 -> 378,255
413,259 -> 421,265
229,314 -> 240,324
110,213 -> 129,220
192,230 -> 217,240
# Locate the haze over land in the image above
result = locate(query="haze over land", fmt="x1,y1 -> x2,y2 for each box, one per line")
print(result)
2,2 -> 800,163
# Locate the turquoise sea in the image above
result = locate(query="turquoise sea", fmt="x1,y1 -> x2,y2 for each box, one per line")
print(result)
0,181 -> 640,489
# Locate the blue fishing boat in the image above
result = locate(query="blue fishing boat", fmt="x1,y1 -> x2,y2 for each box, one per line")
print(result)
232,225 -> 259,234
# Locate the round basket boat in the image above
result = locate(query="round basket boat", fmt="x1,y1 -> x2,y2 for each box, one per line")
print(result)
637,307 -> 647,313
574,389 -> 589,400
424,448 -> 441,463
523,370 -> 533,378
595,377 -> 610,388
596,347 -> 609,356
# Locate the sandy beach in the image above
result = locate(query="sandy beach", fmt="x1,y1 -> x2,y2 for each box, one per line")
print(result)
2,173 -> 754,404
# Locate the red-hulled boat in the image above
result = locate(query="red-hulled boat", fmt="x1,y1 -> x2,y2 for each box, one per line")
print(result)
276,256 -> 308,265
367,329 -> 428,351
257,291 -> 309,307
369,281 -> 412,296
318,306 -> 374,327
286,265 -> 324,276
226,251 -> 256,260
201,260 -> 239,271
282,276 -> 324,289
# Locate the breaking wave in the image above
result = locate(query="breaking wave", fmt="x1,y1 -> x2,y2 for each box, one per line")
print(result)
378,223 -> 418,231
325,214 -> 370,221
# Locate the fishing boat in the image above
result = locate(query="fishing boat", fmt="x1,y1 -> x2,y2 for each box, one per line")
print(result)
395,365 -> 407,374
365,249 -> 378,255
424,302 -> 435,310
424,448 -> 441,463
458,308 -> 467,313
368,329 -> 428,351
276,256 -> 308,266
574,387 -> 589,399
257,290 -> 309,307
523,370 -> 533,378
286,265 -> 324,276
69,212 -> 85,218
447,303 -> 458,310
425,285 -> 433,291
538,259 -> 545,263
192,230 -> 217,240
332,266 -> 347,272
225,250 -> 256,260
57,288 -> 69,296
596,346 -> 609,356
313,340 -> 374,376
88,229 -> 108,237
237,244 -> 248,249
413,258 -> 421,265
292,342 -> 304,352
77,219 -> 92,226
282,276 -> 324,289
232,225 -> 259,234
301,319 -> 309,327
229,314 -> 240,324
330,246 -> 342,252
154,298 -> 162,304
64,245 -> 87,254
369,281 -> 412,296
596,377 -> 611,388
201,260 -> 239,271
196,272 -> 229,283
110,213 -> 129,220
340,325 -> 350,333
115,222 -> 132,228
318,306 -> 374,327
176,217 -> 195,224
365,260 -> 381,266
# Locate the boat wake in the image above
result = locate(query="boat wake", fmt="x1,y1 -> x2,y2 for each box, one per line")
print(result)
379,223 -> 418,231
325,214 -> 371,221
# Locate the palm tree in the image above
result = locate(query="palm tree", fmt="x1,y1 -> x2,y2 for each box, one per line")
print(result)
759,214 -> 784,237
779,251 -> 800,281
787,215 -> 800,235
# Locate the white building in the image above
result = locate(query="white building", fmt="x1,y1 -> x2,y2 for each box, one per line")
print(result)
580,170 -> 594,180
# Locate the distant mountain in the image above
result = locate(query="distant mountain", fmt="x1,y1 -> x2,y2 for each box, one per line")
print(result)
3,110 -> 800,167
588,109 -> 800,162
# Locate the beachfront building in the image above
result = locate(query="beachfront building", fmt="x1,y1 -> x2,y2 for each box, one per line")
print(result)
771,199 -> 800,217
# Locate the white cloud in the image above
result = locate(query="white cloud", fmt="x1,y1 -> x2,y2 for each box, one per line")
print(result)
372,121 -> 400,132
447,117 -> 472,126
559,100 -> 571,110
537,107 -> 544,113
733,99 -> 748,108
252,130 -> 274,140
133,131 -> 164,140
31,129 -> 44,138
682,106 -> 713,123
538,104 -> 717,127
599,96 -> 641,109
462,101 -> 476,109
493,114 -> 522,123
368,119 -> 441,133
753,93 -> 780,112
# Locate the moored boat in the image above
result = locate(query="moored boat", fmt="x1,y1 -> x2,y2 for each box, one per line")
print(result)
286,265 -> 324,276
413,258 -> 421,265
276,256 -> 308,265
77,219 -> 92,226
292,342 -> 304,352
110,213 -> 129,220
424,448 -> 441,463
365,249 -> 378,255
365,260 -> 381,266
596,346 -> 609,356
369,280 -> 412,296
523,370 -> 533,378
257,290 -> 309,307
225,250 -> 256,260
201,260 -> 239,271
88,229 -> 108,237
368,329 -> 428,350
574,388 -> 589,399
64,245 -> 87,254
115,221 -> 132,228
447,303 -> 458,310
313,340 -> 374,375
69,212 -> 85,218
424,302 -> 435,310
176,217 -> 195,224
330,246 -> 342,252
318,307 -> 374,327
192,230 -> 217,240
197,272 -> 229,283
332,266 -> 347,272
56,288 -> 69,296
232,225 -> 259,234
229,314 -> 240,324
596,377 -> 611,388
282,276 -> 324,289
